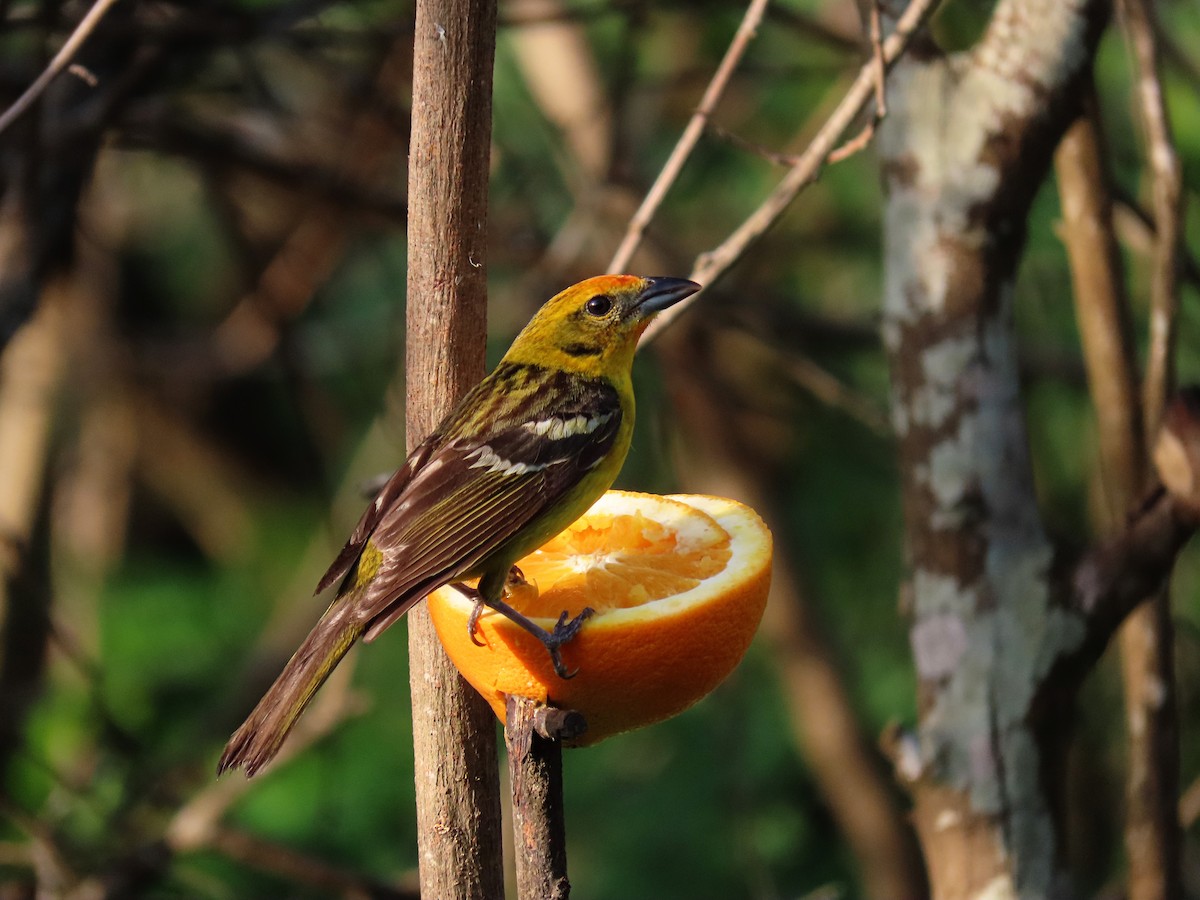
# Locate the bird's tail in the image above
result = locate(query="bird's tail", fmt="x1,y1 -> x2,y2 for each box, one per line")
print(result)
218,600 -> 364,777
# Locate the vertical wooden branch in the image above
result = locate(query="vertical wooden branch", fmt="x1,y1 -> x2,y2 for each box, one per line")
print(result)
1115,2 -> 1185,895
1056,102 -> 1144,518
405,1 -> 504,897
1122,0 -> 1183,439
506,696 -> 580,900
1056,96 -> 1183,900
1118,587 -> 1181,900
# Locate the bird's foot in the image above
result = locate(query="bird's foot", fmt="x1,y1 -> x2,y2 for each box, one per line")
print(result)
452,583 -> 489,647
484,595 -> 594,679
531,607 -> 594,679
456,566 -> 532,647
550,607 -> 594,647
452,573 -> 593,678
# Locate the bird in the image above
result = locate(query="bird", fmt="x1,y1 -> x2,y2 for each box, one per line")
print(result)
218,274 -> 700,776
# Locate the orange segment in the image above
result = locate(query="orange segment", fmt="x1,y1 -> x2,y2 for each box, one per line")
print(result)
509,499 -> 731,617
427,491 -> 772,746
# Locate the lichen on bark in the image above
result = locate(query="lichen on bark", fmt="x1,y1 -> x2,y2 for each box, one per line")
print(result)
878,1 -> 1109,894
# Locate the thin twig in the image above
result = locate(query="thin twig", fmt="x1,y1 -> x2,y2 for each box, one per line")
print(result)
1122,0 -> 1184,439
606,0 -> 770,274
207,827 -> 419,899
828,0 -> 887,164
640,0 -> 942,343
0,0 -> 122,135
1055,94 -> 1183,900
1112,191 -> 1200,289
1055,99 -> 1143,522
708,122 -> 805,167
783,353 -> 891,435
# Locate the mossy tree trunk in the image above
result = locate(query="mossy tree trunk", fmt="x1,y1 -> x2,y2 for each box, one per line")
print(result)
878,1 -> 1112,894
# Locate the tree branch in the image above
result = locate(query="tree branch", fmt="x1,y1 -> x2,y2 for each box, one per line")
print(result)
1054,84 -> 1183,900
505,696 -> 576,900
606,0 -> 770,274
404,1 -> 504,896
1117,4 -> 1186,893
1121,0 -> 1184,440
640,0 -> 943,343
0,0 -> 122,135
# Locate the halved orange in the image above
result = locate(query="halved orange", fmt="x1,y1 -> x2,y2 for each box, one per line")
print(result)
427,491 -> 772,745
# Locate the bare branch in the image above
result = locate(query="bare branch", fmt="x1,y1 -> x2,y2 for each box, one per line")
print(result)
206,828 -> 418,899
707,122 -> 807,167
168,668 -> 368,853
640,0 -> 943,343
780,352 -> 891,436
828,1 -> 887,164
1117,4 -> 1187,893
1112,191 -> 1200,291
606,0 -> 770,274
1064,488 -> 1193,673
1056,99 -> 1183,897
1121,0 -> 1185,439
0,0 -> 122,135
1056,100 -> 1144,529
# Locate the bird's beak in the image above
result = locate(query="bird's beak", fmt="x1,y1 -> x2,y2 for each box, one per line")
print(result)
635,277 -> 702,316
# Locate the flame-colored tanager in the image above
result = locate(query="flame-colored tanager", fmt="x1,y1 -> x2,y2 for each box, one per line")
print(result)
219,274 -> 700,775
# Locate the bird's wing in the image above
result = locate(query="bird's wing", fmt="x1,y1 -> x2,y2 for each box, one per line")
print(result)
313,437 -> 438,595
357,407 -> 624,633
320,367 -> 625,635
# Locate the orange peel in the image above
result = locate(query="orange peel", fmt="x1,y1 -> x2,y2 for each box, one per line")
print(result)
427,491 -> 772,745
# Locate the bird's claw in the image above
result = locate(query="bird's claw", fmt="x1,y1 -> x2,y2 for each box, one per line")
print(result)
467,597 -> 487,646
548,649 -> 576,680
450,583 -> 490,647
544,608 -> 593,679
551,607 -> 593,645
454,582 -> 594,679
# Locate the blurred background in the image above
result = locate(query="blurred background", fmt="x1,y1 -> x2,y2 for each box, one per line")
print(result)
1,0 -> 1199,896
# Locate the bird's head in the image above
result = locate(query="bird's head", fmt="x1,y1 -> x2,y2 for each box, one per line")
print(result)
502,275 -> 701,376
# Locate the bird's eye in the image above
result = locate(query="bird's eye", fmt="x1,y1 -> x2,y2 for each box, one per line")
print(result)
585,295 -> 613,317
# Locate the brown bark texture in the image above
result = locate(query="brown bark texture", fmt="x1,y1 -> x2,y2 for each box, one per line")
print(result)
404,0 -> 504,897
506,696 -> 571,900
878,0 -> 1110,895
1056,103 -> 1183,900
1115,1 -> 1188,895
